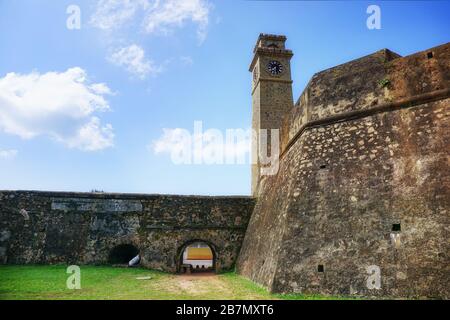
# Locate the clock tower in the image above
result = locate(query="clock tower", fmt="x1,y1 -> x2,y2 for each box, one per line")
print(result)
250,34 -> 294,196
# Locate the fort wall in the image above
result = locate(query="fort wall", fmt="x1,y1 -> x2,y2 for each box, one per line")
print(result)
237,42 -> 450,298
0,191 -> 254,272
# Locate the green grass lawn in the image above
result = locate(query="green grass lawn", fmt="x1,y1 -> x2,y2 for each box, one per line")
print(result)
0,265 -> 351,300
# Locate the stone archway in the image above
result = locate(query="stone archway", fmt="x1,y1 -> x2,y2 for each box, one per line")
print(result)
176,239 -> 217,274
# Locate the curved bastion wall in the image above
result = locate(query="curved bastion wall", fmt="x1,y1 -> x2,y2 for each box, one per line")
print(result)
236,42 -> 450,298
0,191 -> 255,273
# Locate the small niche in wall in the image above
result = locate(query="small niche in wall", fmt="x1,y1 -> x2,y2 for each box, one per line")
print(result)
392,223 -> 401,232
318,265 -> 324,272
319,164 -> 327,169
427,51 -> 434,59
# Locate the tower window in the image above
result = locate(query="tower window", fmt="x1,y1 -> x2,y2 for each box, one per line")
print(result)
427,51 -> 433,59
318,265 -> 324,272
267,43 -> 278,49
392,223 -> 401,232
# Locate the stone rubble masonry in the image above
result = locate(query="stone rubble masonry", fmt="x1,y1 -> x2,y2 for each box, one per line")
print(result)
0,191 -> 255,273
237,39 -> 449,298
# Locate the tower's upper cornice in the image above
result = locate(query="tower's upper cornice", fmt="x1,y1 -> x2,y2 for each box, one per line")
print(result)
250,33 -> 293,71
256,33 -> 287,43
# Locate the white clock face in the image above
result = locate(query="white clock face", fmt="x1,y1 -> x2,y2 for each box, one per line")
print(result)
267,60 -> 283,75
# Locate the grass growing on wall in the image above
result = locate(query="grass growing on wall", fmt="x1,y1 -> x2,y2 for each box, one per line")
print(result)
0,265 -> 352,300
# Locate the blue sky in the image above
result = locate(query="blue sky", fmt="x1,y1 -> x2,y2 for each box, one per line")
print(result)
0,0 -> 448,195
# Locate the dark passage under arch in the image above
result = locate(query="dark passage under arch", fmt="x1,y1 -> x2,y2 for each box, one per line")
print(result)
108,244 -> 139,265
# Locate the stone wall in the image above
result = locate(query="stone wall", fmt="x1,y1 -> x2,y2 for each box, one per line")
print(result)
237,42 -> 450,298
0,191 -> 254,273
281,43 -> 449,152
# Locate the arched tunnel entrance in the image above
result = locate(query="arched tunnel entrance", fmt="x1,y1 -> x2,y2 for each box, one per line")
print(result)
178,240 -> 216,274
108,244 -> 139,266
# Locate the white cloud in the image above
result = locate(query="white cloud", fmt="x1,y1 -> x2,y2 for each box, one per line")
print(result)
90,0 -> 150,30
0,149 -> 17,160
108,44 -> 161,79
0,68 -> 114,151
153,128 -> 188,154
143,0 -> 210,43
152,127 -> 251,165
180,56 -> 194,66
90,1 -> 211,81
91,0 -> 211,42
62,117 -> 114,151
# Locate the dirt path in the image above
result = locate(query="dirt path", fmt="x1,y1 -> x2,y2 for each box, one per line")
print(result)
162,273 -> 235,298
